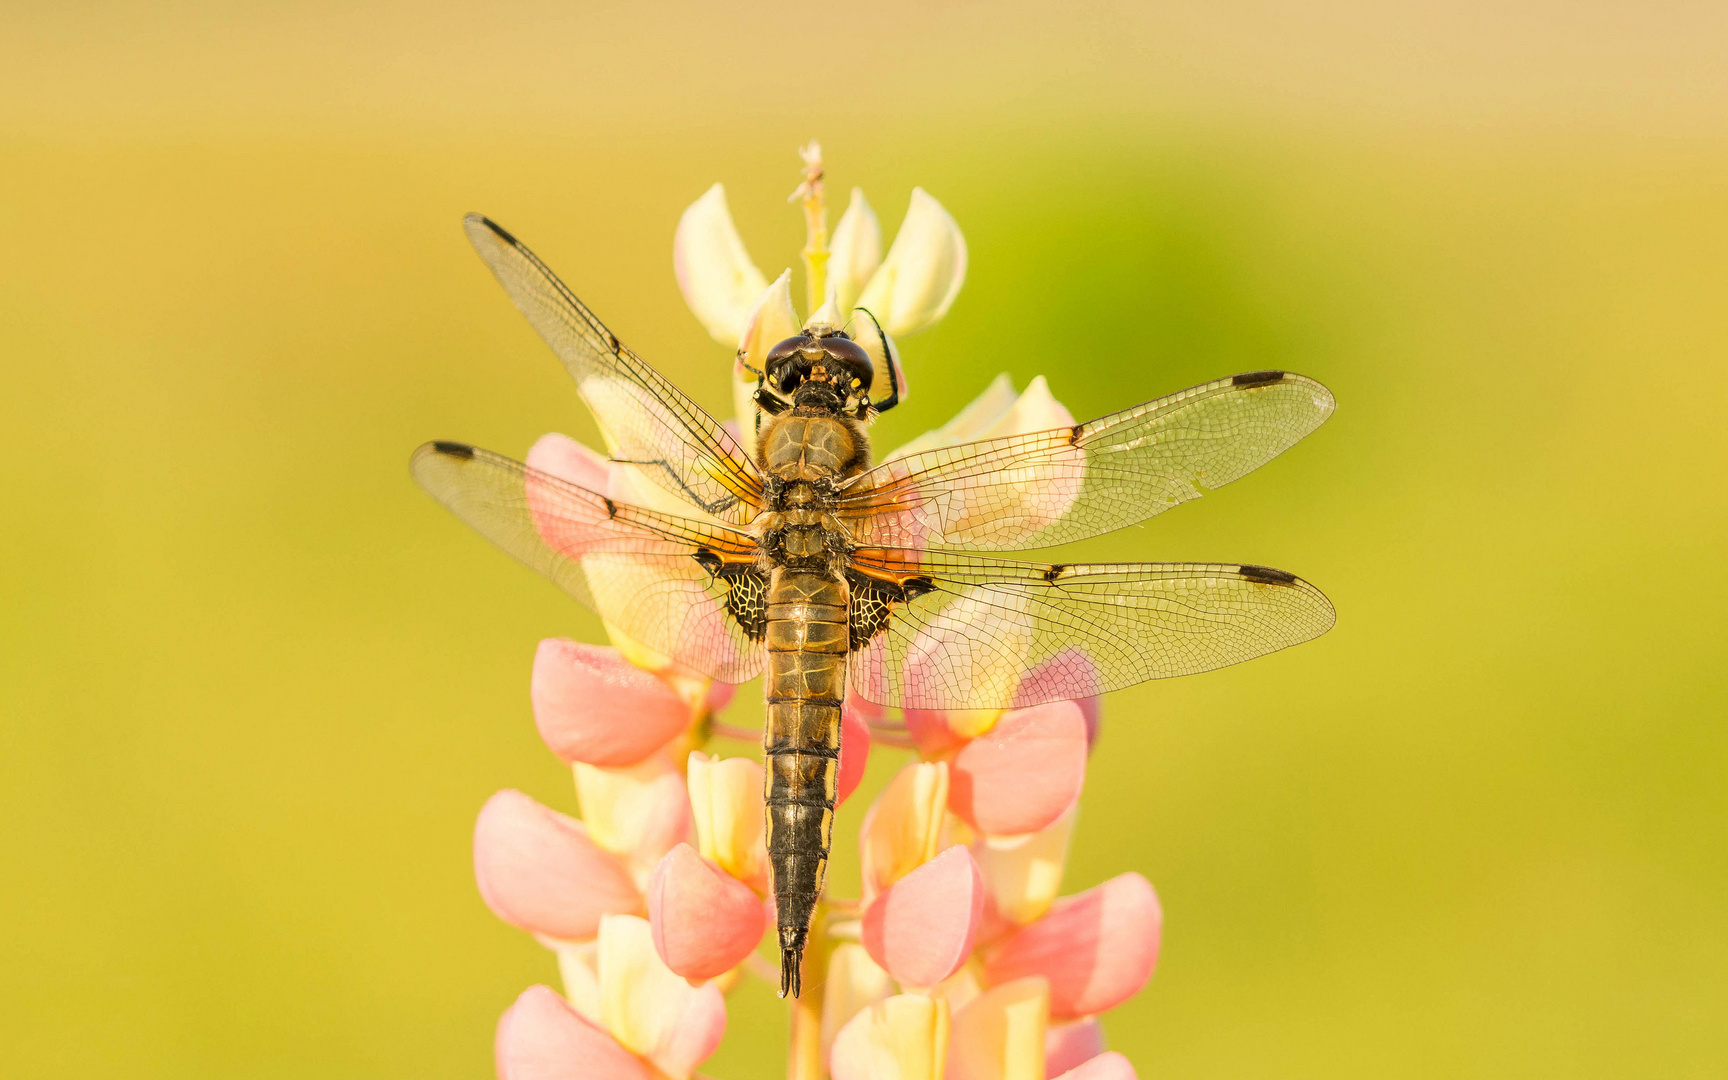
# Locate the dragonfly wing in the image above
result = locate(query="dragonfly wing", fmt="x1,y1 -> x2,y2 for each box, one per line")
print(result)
412,441 -> 766,684
463,215 -> 766,524
847,548 -> 1334,710
837,371 -> 1334,550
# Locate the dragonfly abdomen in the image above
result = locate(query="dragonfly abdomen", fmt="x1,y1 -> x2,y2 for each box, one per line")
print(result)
763,566 -> 848,999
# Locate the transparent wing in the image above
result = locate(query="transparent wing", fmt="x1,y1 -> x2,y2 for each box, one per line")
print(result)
837,371 -> 1334,550
847,547 -> 1334,710
463,215 -> 766,523
412,441 -> 764,684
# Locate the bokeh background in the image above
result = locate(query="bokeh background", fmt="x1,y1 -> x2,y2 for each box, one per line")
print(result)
4,2 -> 1726,1076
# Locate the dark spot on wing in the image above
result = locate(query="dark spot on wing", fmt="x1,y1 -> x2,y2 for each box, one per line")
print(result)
431,440 -> 475,459
1069,424 -> 1084,446
602,497 -> 617,518
904,576 -> 937,600
1043,563 -> 1070,582
693,549 -> 723,575
1232,370 -> 1286,387
1238,563 -> 1297,585
475,216 -> 519,247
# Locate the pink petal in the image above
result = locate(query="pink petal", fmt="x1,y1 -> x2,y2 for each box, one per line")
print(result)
949,701 -> 1087,836
1053,1051 -> 1136,1080
862,845 -> 985,988
983,874 -> 1161,1020
526,432 -> 613,492
1044,1019 -> 1105,1078
647,844 -> 766,981
532,640 -> 693,767
495,985 -> 653,1080
474,791 -> 640,940
1075,697 -> 1101,751
838,701 -> 873,806
903,709 -> 970,757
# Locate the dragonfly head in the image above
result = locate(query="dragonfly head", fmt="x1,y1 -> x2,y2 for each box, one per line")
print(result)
763,331 -> 874,415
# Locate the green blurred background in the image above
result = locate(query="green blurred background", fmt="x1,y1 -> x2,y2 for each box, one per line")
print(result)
3,2 -> 1726,1076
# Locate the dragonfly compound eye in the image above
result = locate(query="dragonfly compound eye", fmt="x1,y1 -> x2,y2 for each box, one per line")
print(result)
820,336 -> 874,394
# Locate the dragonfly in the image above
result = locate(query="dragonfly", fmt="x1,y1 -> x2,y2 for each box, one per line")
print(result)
413,214 -> 1337,997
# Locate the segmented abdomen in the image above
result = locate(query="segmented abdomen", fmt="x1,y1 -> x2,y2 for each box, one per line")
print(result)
763,567 -> 847,996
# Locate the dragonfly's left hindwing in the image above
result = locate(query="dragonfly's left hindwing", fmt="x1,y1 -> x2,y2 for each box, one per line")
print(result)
412,441 -> 766,684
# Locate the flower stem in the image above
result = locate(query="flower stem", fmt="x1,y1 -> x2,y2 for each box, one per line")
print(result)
787,901 -> 830,1080
792,141 -> 829,316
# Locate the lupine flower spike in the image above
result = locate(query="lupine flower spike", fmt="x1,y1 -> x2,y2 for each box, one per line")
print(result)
470,146 -> 1156,1080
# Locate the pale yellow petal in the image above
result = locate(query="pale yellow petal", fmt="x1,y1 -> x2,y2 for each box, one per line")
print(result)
829,993 -> 950,1080
946,976 -> 1050,1080
596,915 -> 727,1079
977,375 -> 1076,439
828,187 -> 883,313
674,183 -> 768,344
854,188 -> 967,337
545,938 -> 603,1023
973,807 -> 1077,925
860,761 -> 950,898
883,373 -> 1018,460
820,942 -> 898,1064
575,755 -> 693,884
733,269 -> 799,435
686,751 -> 768,891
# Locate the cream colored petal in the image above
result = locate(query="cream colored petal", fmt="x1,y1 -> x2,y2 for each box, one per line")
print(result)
545,938 -> 604,1023
596,914 -> 728,1080
674,184 -> 768,344
575,755 -> 694,884
828,187 -> 883,313
860,761 -> 950,899
946,977 -> 1050,1080
973,807 -> 1077,926
854,188 -> 967,337
686,752 -> 768,892
732,269 -> 798,436
884,374 -> 1018,460
829,993 -> 950,1080
803,291 -> 843,334
975,375 -> 1076,440
820,943 -> 898,1065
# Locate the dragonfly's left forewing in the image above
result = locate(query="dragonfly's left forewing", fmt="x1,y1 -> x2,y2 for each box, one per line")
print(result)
463,215 -> 766,524
846,548 -> 1334,710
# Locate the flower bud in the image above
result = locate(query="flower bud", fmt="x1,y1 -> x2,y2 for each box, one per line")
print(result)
854,188 -> 967,337
983,873 -> 1161,1019
829,993 -> 951,1080
862,845 -> 985,989
473,790 -> 640,941
946,976 -> 1049,1080
596,914 -> 727,1080
828,187 -> 883,313
647,844 -> 766,980
686,752 -> 768,891
495,985 -> 654,1080
820,943 -> 897,1065
948,701 -> 1087,836
860,761 -> 950,899
531,640 -> 693,767
973,807 -> 1078,928
574,755 -> 694,880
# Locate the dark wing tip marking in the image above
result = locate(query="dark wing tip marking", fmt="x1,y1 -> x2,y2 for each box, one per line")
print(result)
1232,370 -> 1287,387
469,215 -> 520,247
430,440 -> 476,459
1237,563 -> 1299,585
